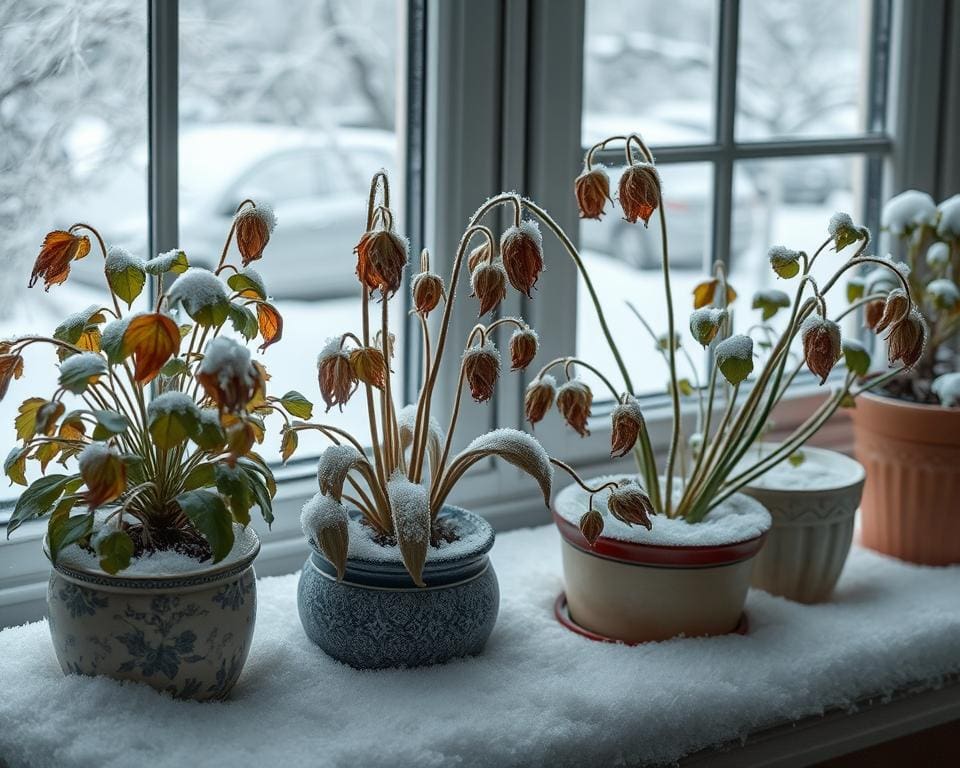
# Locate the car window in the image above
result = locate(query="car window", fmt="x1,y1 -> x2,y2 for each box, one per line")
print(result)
235,151 -> 324,205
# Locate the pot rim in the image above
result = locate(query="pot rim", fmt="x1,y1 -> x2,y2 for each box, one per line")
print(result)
45,526 -> 260,591
306,504 -> 495,568
552,510 -> 768,567
741,443 -> 865,494
858,388 -> 960,414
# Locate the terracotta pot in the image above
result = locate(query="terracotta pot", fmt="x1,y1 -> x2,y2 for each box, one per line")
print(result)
851,391 -> 960,565
742,445 -> 864,603
553,482 -> 769,644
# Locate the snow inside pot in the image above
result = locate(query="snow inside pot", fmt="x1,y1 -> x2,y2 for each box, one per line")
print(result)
297,505 -> 498,669
740,444 -> 864,603
553,477 -> 770,644
45,527 -> 260,701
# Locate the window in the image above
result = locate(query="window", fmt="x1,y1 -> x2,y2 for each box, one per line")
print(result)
577,0 -> 892,398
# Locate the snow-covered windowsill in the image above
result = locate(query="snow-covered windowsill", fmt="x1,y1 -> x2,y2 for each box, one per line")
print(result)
1,523 -> 959,767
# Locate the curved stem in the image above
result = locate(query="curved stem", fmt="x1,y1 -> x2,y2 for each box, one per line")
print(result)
549,457 -> 619,495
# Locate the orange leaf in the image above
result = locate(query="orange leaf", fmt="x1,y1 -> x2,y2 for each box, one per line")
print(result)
121,313 -> 181,383
692,279 -> 737,309
256,302 -> 283,352
29,231 -> 91,291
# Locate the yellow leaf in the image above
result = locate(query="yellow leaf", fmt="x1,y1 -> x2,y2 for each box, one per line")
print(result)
121,313 -> 181,384
255,302 -> 283,352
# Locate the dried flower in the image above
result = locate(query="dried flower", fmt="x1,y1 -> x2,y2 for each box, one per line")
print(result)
874,289 -> 910,333
524,375 -> 557,425
575,167 -> 612,219
885,309 -> 926,369
509,327 -> 538,370
610,396 -> 644,458
470,261 -> 508,317
462,340 -> 501,402
317,338 -> 357,412
800,316 -> 842,384
355,228 -> 408,297
689,307 -> 727,346
827,212 -> 863,251
618,162 -> 660,226
500,220 -> 544,297
234,203 -> 276,266
78,443 -> 126,510
768,246 -> 802,279
579,506 -> 604,545
468,242 -> 493,272
607,482 -> 654,529
29,230 -> 91,290
411,271 -> 444,316
196,336 -> 264,414
556,379 -> 593,436
864,299 -> 885,330
349,346 -> 387,389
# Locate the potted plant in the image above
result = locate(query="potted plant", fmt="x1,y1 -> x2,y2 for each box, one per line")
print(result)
522,134 -> 916,639
2,202 -> 293,699
290,172 -> 554,669
849,190 -> 960,565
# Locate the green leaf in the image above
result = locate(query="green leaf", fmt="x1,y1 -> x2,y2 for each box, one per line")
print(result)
106,258 -> 146,307
160,358 -> 190,378
91,409 -> 129,441
4,446 -> 29,486
227,270 -> 267,300
677,378 -> 694,397
842,339 -> 871,376
715,335 -> 755,386
751,289 -> 791,321
278,391 -> 313,420
787,451 -> 806,467
97,529 -> 135,574
7,474 -> 82,537
148,406 -> 200,450
846,277 -> 865,303
101,317 -> 132,365
215,463 -> 252,526
48,512 -> 93,562
241,466 -> 273,527
194,410 -> 226,451
176,489 -> 235,562
53,305 -> 106,346
191,299 -> 230,328
183,463 -> 216,491
58,353 -> 107,395
227,302 -> 259,341
145,250 -> 189,275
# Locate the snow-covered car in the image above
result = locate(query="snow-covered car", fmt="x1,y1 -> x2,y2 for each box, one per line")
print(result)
65,124 -> 396,299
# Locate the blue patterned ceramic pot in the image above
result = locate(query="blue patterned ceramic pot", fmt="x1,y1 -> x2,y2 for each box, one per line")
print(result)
297,505 -> 499,669
44,528 -> 259,701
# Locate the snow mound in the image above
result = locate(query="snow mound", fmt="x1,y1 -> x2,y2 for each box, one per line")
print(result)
168,268 -> 228,314
882,190 -> 937,235
199,337 -> 255,390
936,194 -> 960,239
300,492 -> 348,540
554,475 -> 771,546
104,247 -> 144,273
738,445 -> 864,491
147,391 -> 200,418
5,523 -> 958,768
827,211 -> 855,236
387,472 -> 430,545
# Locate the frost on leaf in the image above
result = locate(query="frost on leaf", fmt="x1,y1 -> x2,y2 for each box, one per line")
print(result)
387,472 -> 430,587
300,491 -> 349,579
316,444 -> 371,502
715,335 -> 754,386
445,428 -> 553,508
167,268 -> 230,326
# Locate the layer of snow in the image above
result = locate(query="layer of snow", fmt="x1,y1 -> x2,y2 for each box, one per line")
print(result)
168,268 -> 228,314
147,391 -> 200,418
343,507 -> 491,564
55,525 -> 257,578
104,247 -> 144,274
881,190 -> 937,236
198,337 -> 255,391
300,492 -> 348,539
827,211 -> 855,237
937,194 -> 960,239
386,472 -> 430,545
554,475 -> 771,546
2,523 -> 958,767
738,446 -> 864,491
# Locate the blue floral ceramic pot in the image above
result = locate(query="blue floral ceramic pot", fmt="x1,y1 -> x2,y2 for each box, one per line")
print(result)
297,505 -> 499,669
45,528 -> 259,701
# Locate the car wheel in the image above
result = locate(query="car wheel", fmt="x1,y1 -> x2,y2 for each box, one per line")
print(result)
614,224 -> 658,269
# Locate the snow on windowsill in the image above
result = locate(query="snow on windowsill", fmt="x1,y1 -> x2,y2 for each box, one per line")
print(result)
0,523 -> 959,768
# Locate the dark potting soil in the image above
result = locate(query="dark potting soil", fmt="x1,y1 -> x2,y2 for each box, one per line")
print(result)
124,525 -> 214,563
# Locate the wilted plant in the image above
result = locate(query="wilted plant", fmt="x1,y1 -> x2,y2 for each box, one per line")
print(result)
867,190 -> 960,404
3,203 -> 297,572
524,133 -> 917,535
294,172 -> 555,586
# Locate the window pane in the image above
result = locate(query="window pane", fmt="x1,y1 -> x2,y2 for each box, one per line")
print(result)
577,163 -> 715,399
737,0 -> 874,140
179,0 -> 403,458
582,0 -> 718,147
0,2 -> 148,503
729,155 -> 866,344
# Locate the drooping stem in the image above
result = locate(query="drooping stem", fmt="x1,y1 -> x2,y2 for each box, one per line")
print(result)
549,457 -> 620,495
215,199 -> 255,272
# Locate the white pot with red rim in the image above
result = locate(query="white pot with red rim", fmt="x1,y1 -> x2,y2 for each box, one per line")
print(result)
553,477 -> 771,644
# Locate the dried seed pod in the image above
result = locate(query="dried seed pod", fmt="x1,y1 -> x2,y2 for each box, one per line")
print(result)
885,309 -> 926,370
864,299 -> 885,330
524,375 -> 557,425
317,338 -> 358,412
556,379 -> 593,437
618,162 -> 660,226
349,346 -> 387,389
470,261 -> 508,317
354,228 -> 409,297
874,288 -> 910,333
411,271 -> 444,316
574,167 -> 612,219
610,396 -> 644,458
468,241 -> 493,272
500,220 -> 544,297
462,340 -> 501,403
800,316 -> 842,384
607,482 -> 654,529
579,506 -> 604,545
509,327 -> 539,371
234,203 -> 277,266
